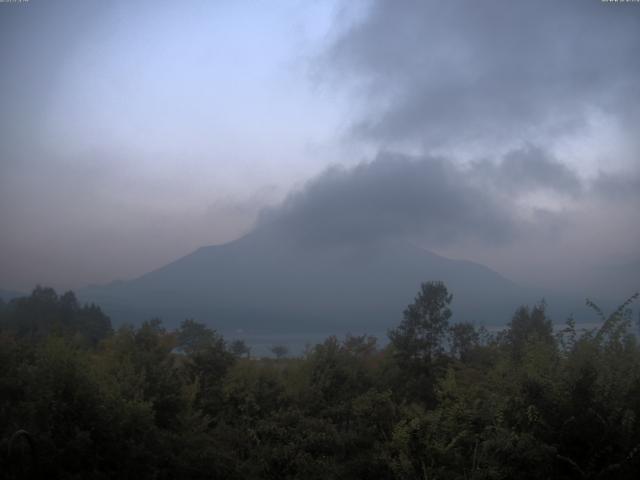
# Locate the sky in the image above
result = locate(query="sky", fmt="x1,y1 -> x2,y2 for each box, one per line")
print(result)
1,0 -> 639,297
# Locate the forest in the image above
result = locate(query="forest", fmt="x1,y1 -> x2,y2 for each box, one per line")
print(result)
1,283 -> 640,479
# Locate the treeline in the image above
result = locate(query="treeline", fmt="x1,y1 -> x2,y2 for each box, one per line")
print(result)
1,284 -> 640,479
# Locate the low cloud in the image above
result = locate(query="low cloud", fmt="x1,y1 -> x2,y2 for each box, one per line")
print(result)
259,148 -> 582,248
592,171 -> 640,202
470,146 -> 583,197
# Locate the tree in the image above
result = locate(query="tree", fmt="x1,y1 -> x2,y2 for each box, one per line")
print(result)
448,322 -> 480,362
388,281 -> 453,404
389,281 -> 452,364
0,287 -> 111,345
503,302 -> 554,360
176,318 -> 219,354
176,319 -> 234,415
271,345 -> 289,359
230,339 -> 251,358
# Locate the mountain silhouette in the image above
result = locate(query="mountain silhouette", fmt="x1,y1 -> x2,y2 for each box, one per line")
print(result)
79,225 -> 538,335
0,289 -> 25,302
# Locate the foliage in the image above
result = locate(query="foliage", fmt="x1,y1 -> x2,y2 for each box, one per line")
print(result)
1,285 -> 639,479
388,281 -> 453,404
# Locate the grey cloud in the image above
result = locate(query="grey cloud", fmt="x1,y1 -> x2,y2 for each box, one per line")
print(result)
324,0 -> 640,149
257,141 -> 618,250
591,171 -> 640,201
471,145 -> 583,196
258,150 -> 570,247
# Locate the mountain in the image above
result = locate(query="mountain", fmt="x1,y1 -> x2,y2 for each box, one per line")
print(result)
0,289 -> 25,302
79,225 -> 545,335
591,259 -> 640,298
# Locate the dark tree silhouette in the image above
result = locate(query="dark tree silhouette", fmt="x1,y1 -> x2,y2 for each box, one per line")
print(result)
389,281 -> 452,363
271,344 -> 289,359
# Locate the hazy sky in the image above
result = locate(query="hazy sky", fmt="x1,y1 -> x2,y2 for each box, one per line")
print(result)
1,0 -> 639,296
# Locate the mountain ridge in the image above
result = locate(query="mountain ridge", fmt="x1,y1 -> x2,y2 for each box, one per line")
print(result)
79,226 -> 537,334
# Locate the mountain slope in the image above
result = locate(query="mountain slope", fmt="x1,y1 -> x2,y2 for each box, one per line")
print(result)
0,289 -> 25,302
80,226 -> 535,333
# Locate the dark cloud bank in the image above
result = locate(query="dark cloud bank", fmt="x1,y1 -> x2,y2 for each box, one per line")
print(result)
259,148 -> 639,250
324,0 -> 640,149
262,148 -> 557,245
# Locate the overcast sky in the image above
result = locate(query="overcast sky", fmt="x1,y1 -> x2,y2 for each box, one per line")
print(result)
1,0 -> 639,296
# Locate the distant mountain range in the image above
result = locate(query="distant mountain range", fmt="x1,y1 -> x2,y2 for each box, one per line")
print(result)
78,225 -> 606,336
